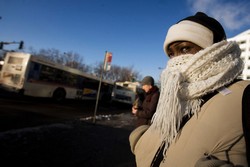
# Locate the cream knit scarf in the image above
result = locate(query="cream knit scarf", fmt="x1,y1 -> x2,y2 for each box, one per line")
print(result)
151,40 -> 244,155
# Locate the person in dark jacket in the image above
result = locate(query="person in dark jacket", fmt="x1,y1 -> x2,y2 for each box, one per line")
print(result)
132,76 -> 160,128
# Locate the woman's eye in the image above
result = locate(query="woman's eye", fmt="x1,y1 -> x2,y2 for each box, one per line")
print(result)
167,52 -> 174,58
181,47 -> 190,54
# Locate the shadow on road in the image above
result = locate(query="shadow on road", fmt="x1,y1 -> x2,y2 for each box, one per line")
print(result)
0,89 -> 137,167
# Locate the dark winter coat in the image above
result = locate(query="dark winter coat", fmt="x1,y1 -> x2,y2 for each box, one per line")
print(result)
135,86 -> 160,127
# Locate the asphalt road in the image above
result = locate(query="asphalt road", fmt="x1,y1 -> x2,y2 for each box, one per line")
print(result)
0,89 -> 132,132
0,90 -> 136,167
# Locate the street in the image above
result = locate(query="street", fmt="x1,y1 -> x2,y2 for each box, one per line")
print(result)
0,89 -> 133,132
0,90 -> 136,167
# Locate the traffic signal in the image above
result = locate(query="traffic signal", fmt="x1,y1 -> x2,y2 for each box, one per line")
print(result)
0,42 -> 3,50
19,41 -> 24,49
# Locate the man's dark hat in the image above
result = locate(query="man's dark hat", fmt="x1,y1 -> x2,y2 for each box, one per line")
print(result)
141,76 -> 154,86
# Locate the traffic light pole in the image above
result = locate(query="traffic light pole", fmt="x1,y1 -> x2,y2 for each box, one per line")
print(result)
0,41 -> 24,50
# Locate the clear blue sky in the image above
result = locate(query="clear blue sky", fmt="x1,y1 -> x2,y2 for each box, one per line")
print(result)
1,0 -> 250,82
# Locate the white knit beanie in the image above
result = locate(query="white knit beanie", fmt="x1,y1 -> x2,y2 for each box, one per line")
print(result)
163,12 -> 226,55
163,20 -> 213,54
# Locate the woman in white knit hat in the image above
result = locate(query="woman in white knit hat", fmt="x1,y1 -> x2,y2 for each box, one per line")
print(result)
129,12 -> 250,167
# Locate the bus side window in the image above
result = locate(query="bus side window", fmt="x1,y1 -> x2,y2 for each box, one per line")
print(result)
28,62 -> 41,80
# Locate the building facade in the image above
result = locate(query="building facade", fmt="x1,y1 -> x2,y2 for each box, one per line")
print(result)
228,29 -> 250,80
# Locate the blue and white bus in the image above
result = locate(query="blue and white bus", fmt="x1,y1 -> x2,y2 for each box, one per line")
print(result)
0,52 -> 114,102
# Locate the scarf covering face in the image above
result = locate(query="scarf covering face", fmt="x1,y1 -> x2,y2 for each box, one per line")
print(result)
151,40 -> 244,155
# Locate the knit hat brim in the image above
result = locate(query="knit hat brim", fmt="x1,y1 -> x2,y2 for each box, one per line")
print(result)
163,20 -> 213,55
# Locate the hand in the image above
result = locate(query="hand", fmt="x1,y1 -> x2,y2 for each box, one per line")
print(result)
132,107 -> 137,115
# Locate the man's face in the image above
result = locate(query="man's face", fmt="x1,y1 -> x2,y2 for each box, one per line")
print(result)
142,84 -> 152,93
167,41 -> 203,59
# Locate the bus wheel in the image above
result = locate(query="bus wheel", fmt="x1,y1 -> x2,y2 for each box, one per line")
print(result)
53,88 -> 66,102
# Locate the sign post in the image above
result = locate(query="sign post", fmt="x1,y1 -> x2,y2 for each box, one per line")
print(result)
93,51 -> 112,123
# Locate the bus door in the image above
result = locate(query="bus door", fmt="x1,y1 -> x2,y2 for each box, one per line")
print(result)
0,52 -> 30,89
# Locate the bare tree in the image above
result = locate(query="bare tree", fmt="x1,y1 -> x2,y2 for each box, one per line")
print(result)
28,48 -> 141,81
63,51 -> 91,72
93,62 -> 141,82
29,48 -> 91,73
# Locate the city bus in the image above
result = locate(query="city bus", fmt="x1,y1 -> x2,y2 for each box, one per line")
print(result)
0,52 -> 114,102
111,81 -> 141,105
